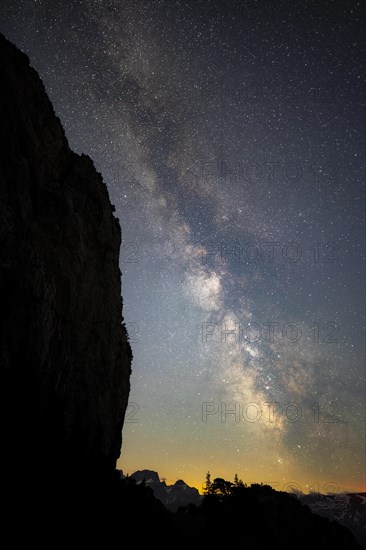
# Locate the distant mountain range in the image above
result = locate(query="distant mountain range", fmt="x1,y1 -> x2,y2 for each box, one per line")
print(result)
127,470 -> 202,512
300,492 -> 366,548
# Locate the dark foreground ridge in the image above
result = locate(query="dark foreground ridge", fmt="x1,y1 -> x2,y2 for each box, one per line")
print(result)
0,33 -> 361,548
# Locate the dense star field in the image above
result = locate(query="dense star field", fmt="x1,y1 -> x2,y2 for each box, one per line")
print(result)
1,0 -> 364,492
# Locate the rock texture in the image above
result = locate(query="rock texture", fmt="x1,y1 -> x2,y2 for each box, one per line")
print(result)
300,492 -> 366,548
0,32 -> 132,478
131,470 -> 202,511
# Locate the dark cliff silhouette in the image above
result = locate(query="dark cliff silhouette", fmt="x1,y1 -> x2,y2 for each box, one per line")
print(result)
0,31 -> 131,497
0,33 -> 361,548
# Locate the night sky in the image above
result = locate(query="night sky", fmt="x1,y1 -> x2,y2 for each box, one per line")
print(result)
1,0 -> 364,493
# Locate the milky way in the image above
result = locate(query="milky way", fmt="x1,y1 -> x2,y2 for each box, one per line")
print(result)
1,0 -> 364,492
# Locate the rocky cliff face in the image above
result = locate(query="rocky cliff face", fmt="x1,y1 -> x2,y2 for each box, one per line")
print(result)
130,470 -> 202,511
0,33 -> 132,478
